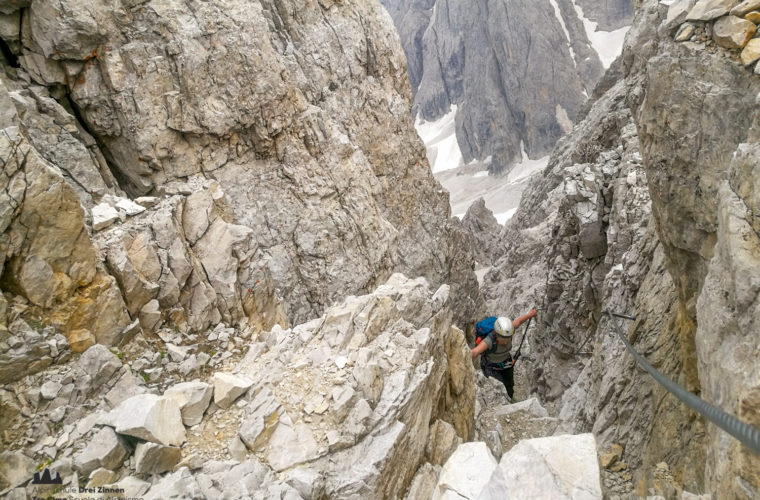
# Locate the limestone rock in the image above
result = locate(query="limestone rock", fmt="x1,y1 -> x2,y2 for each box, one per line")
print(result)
113,394 -> 186,446
405,463 -> 441,500
0,109 -> 130,347
426,419 -> 462,466
480,434 -> 602,499
460,198 -> 504,265
77,344 -> 122,388
0,451 -> 36,488
115,198 -> 146,216
432,442 -> 497,500
746,10 -> 760,21
238,387 -> 285,451
231,274 -> 475,497
730,0 -> 760,16
134,442 -> 181,475
68,329 -> 96,354
11,0 -> 481,332
686,0 -> 740,20
164,381 -> 214,426
712,15 -> 756,48
600,443 -> 624,469
92,203 -> 120,231
493,397 -> 549,418
74,427 -> 131,478
213,373 -> 253,409
267,422 -> 320,472
675,23 -> 696,42
87,468 -> 118,488
667,0 -> 698,25
741,38 -> 760,65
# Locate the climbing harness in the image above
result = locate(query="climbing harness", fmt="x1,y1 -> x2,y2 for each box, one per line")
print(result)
604,310 -> 760,456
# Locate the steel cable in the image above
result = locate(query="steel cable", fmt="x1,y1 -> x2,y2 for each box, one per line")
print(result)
604,310 -> 760,456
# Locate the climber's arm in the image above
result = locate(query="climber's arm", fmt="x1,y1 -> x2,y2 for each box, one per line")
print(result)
512,309 -> 538,329
471,341 -> 489,359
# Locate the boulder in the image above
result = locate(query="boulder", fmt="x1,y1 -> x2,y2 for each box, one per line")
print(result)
712,15 -> 756,48
164,381 -> 214,426
599,443 -> 624,469
92,203 -> 120,231
134,442 -> 182,474
432,442 -> 497,500
73,427 -> 131,477
479,434 -> 602,499
87,468 -> 118,487
113,394 -> 186,446
686,0 -> 740,20
239,387 -> 285,451
730,0 -> 760,16
0,451 -> 36,488
266,422 -> 320,472
667,0 -> 698,25
212,373 -> 253,409
741,38 -> 760,65
77,344 -> 122,388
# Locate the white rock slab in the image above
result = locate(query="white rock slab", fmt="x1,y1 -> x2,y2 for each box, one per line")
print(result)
432,442 -> 497,500
213,373 -> 253,409
164,381 -> 214,426
493,397 -> 549,418
266,422 -> 320,472
115,197 -> 146,216
479,433 -> 602,500
113,394 -> 186,446
92,203 -> 120,231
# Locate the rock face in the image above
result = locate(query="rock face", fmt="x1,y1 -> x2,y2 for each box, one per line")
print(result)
628,1 -> 760,496
229,274 -> 475,498
0,0 -> 482,372
432,435 -> 603,499
382,0 -> 633,173
460,198 -> 504,266
481,62 -> 705,497
482,0 -> 760,497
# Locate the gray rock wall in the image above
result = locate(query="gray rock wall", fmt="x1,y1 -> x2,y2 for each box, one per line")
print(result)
0,0 -> 482,357
481,75 -> 706,494
482,0 -> 760,497
625,1 -> 760,496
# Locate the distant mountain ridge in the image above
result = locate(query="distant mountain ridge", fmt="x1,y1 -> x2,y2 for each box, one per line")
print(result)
382,0 -> 633,173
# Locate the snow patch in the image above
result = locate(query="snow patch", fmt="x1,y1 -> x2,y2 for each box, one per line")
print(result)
508,143 -> 550,183
494,208 -> 518,225
415,105 -> 464,173
549,0 -> 578,67
474,171 -> 489,178
571,1 -> 628,68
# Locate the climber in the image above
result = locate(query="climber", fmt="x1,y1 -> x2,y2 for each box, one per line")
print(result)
471,310 -> 537,402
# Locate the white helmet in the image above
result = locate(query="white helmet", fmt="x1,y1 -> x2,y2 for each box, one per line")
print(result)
494,317 -> 514,337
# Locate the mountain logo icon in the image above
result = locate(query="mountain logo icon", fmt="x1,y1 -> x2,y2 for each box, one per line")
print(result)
32,467 -> 62,485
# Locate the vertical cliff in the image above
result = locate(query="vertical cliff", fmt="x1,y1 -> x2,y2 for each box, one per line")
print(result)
382,0 -> 634,173
0,0 -> 482,353
482,0 -> 760,496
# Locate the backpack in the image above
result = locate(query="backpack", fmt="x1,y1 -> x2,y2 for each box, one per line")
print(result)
475,317 -> 498,353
